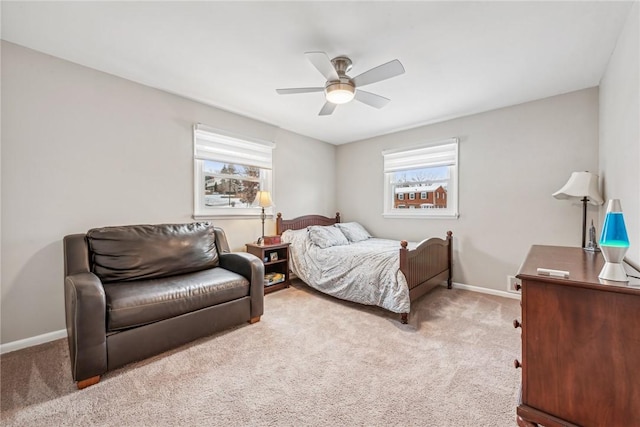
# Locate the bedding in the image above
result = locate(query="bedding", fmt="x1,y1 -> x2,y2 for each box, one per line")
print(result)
282,227 -> 417,313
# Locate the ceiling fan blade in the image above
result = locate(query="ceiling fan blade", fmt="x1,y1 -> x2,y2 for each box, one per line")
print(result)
352,59 -> 405,87
354,90 -> 390,109
276,87 -> 324,95
305,51 -> 339,81
319,102 -> 337,116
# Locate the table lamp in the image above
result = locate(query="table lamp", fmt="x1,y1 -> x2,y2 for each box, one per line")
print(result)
598,199 -> 629,282
255,190 -> 272,245
553,171 -> 603,249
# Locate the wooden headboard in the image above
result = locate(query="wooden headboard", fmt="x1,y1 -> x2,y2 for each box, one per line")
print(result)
276,212 -> 341,235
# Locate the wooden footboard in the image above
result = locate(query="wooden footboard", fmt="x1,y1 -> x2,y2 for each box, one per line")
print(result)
400,231 -> 453,303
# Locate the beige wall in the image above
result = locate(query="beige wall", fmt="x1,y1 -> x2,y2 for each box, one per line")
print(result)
599,1 -> 639,266
336,88 -> 600,291
0,42 -> 335,344
3,2 -> 638,345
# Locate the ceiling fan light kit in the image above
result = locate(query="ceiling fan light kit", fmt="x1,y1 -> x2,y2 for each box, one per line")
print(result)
325,81 -> 355,104
276,51 -> 405,115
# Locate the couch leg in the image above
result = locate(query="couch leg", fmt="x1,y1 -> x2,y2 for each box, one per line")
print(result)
400,313 -> 408,324
77,375 -> 101,390
249,316 -> 261,324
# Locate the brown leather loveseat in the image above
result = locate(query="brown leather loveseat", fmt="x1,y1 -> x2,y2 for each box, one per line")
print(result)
63,222 -> 264,389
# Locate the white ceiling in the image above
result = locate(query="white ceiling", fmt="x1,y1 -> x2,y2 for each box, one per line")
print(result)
1,1 -> 634,145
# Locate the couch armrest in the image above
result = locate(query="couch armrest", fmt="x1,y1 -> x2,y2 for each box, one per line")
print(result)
213,227 -> 231,254
219,252 -> 264,318
64,234 -> 91,276
64,272 -> 107,382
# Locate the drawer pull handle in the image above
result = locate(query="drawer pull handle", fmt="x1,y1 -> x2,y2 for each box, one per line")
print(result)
514,359 -> 522,369
513,319 -> 522,329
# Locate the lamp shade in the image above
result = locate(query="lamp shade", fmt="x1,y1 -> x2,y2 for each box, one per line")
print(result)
552,171 -> 603,205
255,190 -> 273,208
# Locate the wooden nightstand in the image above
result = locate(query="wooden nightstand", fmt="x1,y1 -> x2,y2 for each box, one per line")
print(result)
245,242 -> 291,294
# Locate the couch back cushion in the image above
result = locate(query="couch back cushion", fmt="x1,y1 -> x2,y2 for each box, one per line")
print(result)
87,222 -> 219,283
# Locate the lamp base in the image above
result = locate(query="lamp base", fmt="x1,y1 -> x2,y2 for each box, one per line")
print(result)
598,262 -> 628,282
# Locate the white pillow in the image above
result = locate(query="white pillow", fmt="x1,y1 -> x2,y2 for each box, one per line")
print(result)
335,222 -> 372,243
280,228 -> 308,244
307,225 -> 349,249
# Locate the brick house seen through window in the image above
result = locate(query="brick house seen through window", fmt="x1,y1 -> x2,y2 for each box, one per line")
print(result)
395,183 -> 447,209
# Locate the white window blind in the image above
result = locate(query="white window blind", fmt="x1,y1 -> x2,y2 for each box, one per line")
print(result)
193,124 -> 275,219
382,138 -> 458,173
382,137 -> 459,219
194,124 -> 274,170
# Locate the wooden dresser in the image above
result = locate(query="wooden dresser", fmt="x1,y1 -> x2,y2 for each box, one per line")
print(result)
515,245 -> 640,427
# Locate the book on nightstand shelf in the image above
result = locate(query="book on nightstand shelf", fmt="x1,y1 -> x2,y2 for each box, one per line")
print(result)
264,272 -> 285,286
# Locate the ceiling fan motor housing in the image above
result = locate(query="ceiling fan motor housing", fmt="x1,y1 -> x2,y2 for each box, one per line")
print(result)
325,57 -> 355,104
331,56 -> 353,75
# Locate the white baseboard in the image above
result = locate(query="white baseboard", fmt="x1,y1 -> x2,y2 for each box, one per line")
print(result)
0,329 -> 67,355
443,281 -> 521,300
1,281 -> 519,355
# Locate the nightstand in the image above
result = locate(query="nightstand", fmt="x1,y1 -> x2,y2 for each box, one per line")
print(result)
245,242 -> 291,294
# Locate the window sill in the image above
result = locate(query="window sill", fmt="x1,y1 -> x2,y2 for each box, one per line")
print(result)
383,211 -> 459,219
193,213 -> 274,220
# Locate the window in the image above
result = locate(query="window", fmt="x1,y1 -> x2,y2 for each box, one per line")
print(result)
398,193 -> 404,200
193,124 -> 275,218
382,138 -> 459,218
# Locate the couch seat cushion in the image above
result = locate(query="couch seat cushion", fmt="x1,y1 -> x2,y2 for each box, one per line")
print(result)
103,268 -> 249,332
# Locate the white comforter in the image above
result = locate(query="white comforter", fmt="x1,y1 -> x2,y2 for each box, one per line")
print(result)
281,229 -> 417,313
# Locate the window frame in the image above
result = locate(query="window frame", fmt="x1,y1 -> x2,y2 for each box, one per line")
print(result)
382,138 -> 459,219
193,124 -> 275,219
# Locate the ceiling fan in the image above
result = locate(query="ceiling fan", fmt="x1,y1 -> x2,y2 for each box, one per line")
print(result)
276,52 -> 405,116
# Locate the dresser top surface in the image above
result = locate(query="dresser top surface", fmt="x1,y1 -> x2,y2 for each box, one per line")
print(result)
517,245 -> 640,292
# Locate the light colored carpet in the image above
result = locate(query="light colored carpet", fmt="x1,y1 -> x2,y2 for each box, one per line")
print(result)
1,281 -> 522,426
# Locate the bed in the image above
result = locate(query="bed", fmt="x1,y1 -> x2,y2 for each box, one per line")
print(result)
275,212 -> 452,323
